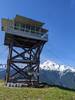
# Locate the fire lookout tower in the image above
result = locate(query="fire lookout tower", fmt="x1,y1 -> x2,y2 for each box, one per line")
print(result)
1,15 -> 48,86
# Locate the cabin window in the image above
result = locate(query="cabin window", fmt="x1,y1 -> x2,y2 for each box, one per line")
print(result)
36,27 -> 40,32
2,26 -> 4,31
21,24 -> 25,28
41,29 -> 45,33
31,26 -> 35,33
20,24 -> 25,31
26,24 -> 30,32
14,23 -> 20,30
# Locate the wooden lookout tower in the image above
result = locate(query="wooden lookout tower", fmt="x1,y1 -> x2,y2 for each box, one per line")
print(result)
1,15 -> 48,86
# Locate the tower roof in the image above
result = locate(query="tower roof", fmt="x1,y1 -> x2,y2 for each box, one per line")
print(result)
14,15 -> 45,27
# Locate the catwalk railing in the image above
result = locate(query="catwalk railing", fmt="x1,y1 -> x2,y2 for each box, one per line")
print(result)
4,24 -> 48,41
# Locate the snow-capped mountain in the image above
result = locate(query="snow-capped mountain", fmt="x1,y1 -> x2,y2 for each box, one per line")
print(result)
40,60 -> 75,72
40,60 -> 75,89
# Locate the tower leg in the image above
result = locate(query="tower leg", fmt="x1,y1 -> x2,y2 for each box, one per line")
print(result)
6,41 -> 45,86
6,44 -> 12,83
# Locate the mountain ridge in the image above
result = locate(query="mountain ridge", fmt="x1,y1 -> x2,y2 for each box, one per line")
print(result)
40,60 -> 75,72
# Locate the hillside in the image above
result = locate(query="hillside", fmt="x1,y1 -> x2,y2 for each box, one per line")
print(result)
0,80 -> 75,100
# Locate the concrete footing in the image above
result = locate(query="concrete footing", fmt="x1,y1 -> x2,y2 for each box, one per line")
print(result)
6,82 -> 28,87
5,82 -> 50,88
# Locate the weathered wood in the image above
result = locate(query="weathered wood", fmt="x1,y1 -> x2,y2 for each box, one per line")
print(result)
6,44 -> 12,83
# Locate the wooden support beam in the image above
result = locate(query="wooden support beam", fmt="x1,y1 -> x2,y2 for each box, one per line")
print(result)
6,44 -> 13,83
5,39 -> 45,85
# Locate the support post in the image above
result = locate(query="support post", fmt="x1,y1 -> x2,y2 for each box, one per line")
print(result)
6,44 -> 12,83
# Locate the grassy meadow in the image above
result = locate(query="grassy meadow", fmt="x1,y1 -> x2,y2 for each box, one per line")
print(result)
0,80 -> 75,100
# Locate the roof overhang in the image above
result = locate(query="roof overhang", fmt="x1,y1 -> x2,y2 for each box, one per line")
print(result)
14,15 -> 45,26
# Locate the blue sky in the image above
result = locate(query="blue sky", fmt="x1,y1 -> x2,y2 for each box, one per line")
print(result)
0,0 -> 75,66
